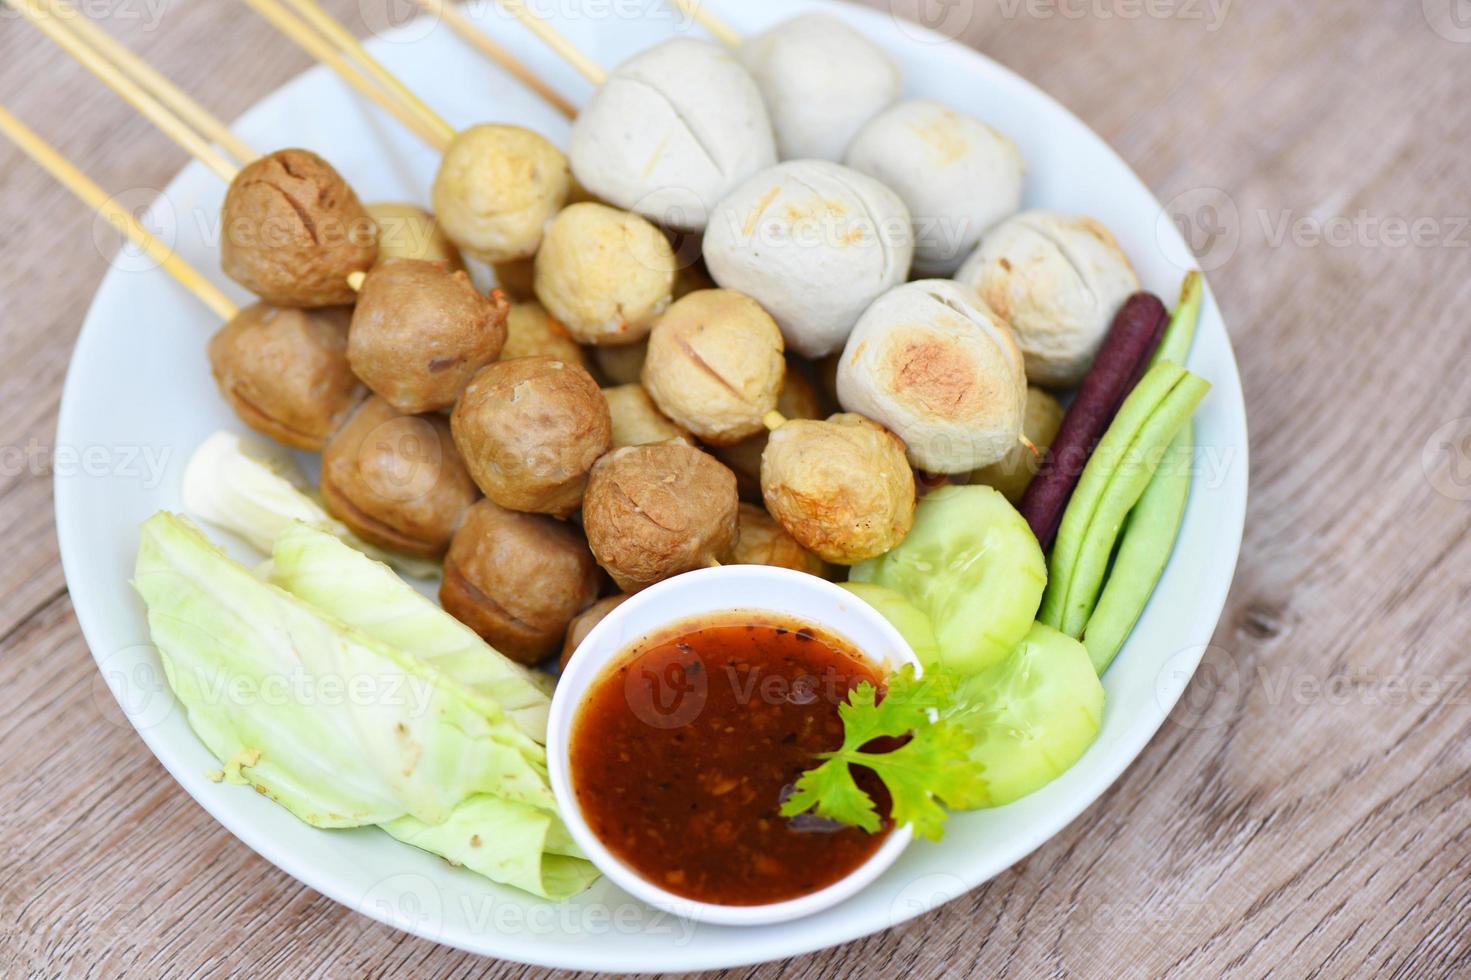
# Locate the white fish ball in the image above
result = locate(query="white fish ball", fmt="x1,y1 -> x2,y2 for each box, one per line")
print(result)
956,211 -> 1138,387
836,280 -> 1027,473
569,39 -> 776,232
703,160 -> 913,358
739,13 -> 901,161
846,100 -> 1024,276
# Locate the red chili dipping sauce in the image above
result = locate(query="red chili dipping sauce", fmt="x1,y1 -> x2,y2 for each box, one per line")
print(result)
569,613 -> 893,906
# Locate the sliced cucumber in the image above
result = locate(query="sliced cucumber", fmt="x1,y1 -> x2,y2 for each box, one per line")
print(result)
850,485 -> 1046,675
839,581 -> 942,669
944,622 -> 1104,808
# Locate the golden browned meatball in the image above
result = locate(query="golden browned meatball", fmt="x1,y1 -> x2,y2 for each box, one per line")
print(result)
501,301 -> 590,368
439,499 -> 602,664
366,202 -> 465,271
450,356 -> 611,517
346,259 -> 508,414
432,124 -> 570,263
207,302 -> 364,451
731,503 -> 827,577
220,148 -> 377,307
559,594 -> 628,672
534,203 -> 676,345
582,443 -> 738,592
712,364 -> 821,499
592,337 -> 647,385
641,289 -> 785,445
760,412 -> 915,564
964,385 -> 1065,503
321,396 -> 479,559
603,383 -> 690,448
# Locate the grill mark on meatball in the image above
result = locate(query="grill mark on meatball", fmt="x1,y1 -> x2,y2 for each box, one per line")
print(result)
275,154 -> 304,181
817,167 -> 894,281
225,383 -> 320,445
742,186 -> 782,238
618,76 -> 724,177
607,475 -> 683,534
244,179 -> 323,246
321,476 -> 437,556
443,553 -> 541,634
1016,214 -> 1096,309
674,336 -> 744,400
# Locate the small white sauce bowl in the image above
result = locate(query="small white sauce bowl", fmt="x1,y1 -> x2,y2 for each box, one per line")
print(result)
547,565 -> 920,927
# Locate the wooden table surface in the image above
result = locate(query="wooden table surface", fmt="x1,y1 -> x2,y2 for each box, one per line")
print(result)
3,0 -> 1469,976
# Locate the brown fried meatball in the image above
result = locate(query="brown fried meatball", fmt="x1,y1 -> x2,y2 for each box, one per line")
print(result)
366,202 -> 465,271
559,594 -> 628,672
347,259 -> 508,414
320,396 -> 479,559
583,443 -> 739,592
501,301 -> 590,368
221,148 -> 377,307
603,383 -> 690,448
450,356 -> 611,517
208,302 -> 364,451
439,499 -> 601,664
731,503 -> 827,577
641,289 -> 785,445
760,412 -> 915,564
712,364 -> 821,499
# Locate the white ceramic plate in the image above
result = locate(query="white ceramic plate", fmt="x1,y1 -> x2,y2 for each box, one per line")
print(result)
54,0 -> 1248,970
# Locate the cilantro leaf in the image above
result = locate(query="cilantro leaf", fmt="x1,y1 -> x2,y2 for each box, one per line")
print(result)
778,665 -> 984,841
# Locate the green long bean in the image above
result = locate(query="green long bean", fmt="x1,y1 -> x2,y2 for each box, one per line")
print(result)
1055,372 -> 1210,636
1079,273 -> 1207,671
1039,360 -> 1186,629
1082,422 -> 1194,672
1039,274 -> 1210,639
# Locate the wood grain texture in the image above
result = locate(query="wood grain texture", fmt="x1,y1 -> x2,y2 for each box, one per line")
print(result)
3,0 -> 1470,976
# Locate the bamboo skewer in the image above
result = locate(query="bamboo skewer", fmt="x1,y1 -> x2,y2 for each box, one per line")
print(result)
0,105 -> 239,321
666,0 -> 741,48
13,0 -> 241,182
238,0 -> 453,151
493,0 -> 606,85
39,0 -> 258,166
410,0 -> 576,119
277,0 -> 457,146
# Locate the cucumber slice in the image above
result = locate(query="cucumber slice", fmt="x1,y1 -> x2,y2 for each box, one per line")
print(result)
838,581 -> 942,669
944,622 -> 1104,808
850,485 -> 1046,675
